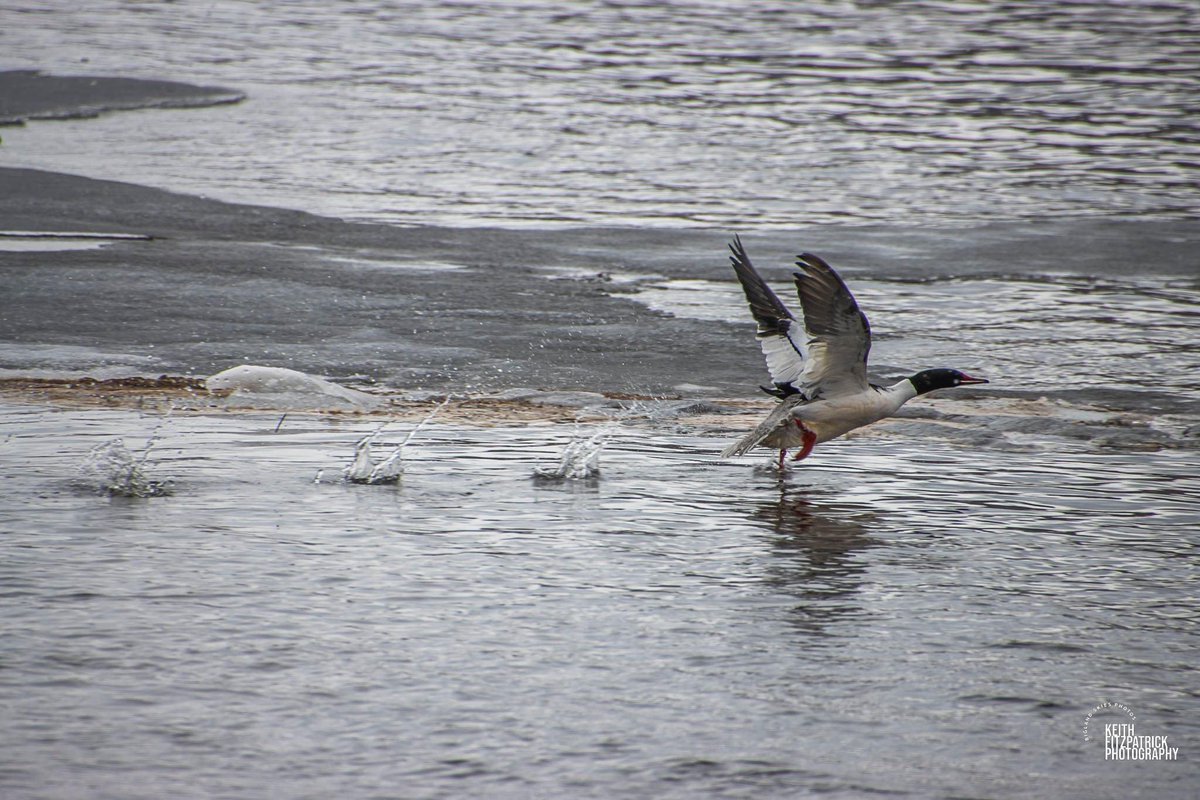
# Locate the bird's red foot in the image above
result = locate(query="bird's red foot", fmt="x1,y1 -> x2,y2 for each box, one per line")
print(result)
791,421 -> 817,461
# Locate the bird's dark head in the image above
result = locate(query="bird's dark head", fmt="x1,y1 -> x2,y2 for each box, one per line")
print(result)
909,368 -> 989,395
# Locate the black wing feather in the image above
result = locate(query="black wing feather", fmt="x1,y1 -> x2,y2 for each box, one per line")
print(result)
793,252 -> 872,366
729,235 -> 795,337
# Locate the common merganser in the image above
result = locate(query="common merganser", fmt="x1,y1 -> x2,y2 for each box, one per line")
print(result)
721,237 -> 988,467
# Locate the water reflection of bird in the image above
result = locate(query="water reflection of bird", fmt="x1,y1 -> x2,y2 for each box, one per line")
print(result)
752,491 -> 881,636
722,237 -> 988,468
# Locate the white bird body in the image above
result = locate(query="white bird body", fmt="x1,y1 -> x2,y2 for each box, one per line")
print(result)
722,237 -> 986,464
723,380 -> 918,457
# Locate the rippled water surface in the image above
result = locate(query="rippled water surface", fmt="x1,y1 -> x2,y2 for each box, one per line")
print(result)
633,270 -> 1200,398
2,402 -> 1198,799
3,0 -> 1199,227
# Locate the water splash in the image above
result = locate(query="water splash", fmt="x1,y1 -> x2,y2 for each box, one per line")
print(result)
342,429 -> 404,485
341,399 -> 448,485
78,438 -> 172,497
77,410 -> 176,497
534,425 -> 612,480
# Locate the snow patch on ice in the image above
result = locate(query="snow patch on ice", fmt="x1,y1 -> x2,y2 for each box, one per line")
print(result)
206,365 -> 382,410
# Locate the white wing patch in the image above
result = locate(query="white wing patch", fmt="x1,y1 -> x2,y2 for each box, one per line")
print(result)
758,323 -> 807,387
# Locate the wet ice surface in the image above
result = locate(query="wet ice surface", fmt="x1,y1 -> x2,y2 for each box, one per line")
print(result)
2,402 -> 1197,799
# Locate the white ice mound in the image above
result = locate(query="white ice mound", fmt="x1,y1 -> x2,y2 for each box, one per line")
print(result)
206,365 -> 379,409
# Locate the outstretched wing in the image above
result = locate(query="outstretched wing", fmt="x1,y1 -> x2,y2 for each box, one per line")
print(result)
728,236 -> 807,391
792,253 -> 872,399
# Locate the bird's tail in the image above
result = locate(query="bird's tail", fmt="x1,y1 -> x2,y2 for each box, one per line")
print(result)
721,399 -> 800,458
721,430 -> 765,459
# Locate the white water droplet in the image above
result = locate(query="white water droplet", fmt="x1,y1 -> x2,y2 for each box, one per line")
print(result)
341,398 -> 448,485
78,438 -> 172,497
534,426 -> 610,480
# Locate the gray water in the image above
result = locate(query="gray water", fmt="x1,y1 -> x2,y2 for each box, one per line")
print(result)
2,402 -> 1197,799
2,0 -> 1198,227
632,271 -> 1200,398
3,1 -> 1200,797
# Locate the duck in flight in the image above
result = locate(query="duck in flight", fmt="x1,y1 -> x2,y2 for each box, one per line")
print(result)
721,236 -> 988,467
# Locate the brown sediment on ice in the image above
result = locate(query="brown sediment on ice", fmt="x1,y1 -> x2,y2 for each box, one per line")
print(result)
0,375 -> 765,429
0,375 -> 212,407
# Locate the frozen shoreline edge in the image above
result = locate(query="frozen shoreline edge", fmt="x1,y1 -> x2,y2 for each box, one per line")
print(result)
0,69 -> 245,126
